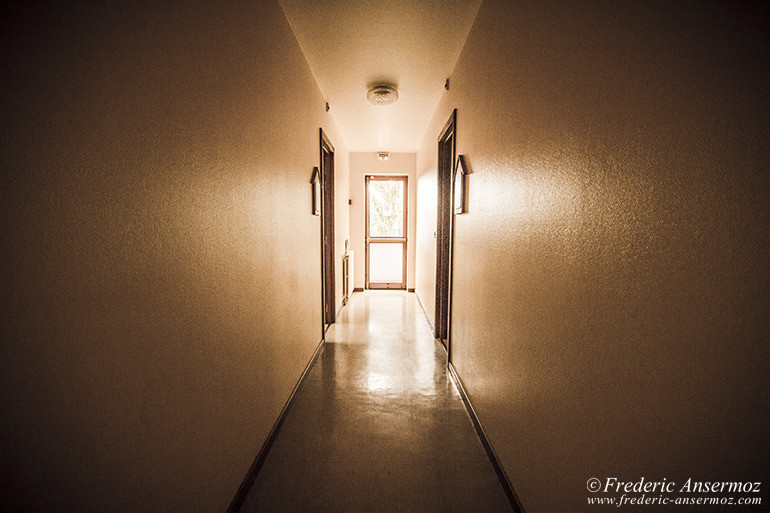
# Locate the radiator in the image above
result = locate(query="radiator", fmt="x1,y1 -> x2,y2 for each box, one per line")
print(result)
342,250 -> 353,304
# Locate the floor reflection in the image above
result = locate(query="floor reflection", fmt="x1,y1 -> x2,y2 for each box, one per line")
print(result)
240,291 -> 511,512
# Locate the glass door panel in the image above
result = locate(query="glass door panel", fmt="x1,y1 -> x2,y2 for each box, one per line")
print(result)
368,180 -> 404,237
366,176 -> 407,289
369,242 -> 405,283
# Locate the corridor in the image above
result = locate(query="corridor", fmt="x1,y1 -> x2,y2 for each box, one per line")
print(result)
2,1 -> 767,511
239,291 -> 511,512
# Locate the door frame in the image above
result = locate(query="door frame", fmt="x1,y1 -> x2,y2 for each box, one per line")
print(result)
320,128 -> 335,331
435,109 -> 456,359
365,175 -> 408,290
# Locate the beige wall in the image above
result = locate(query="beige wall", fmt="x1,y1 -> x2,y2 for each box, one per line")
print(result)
0,2 -> 348,511
349,152 -> 417,290
334,150 -> 351,312
415,147 -> 439,326
415,1 -> 769,511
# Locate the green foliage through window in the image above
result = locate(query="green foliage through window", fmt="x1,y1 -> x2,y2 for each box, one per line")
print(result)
369,181 -> 403,237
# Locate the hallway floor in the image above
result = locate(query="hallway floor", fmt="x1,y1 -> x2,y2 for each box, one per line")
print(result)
240,291 -> 511,512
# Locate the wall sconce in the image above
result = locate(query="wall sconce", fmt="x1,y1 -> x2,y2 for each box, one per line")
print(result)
311,167 -> 321,215
454,155 -> 468,214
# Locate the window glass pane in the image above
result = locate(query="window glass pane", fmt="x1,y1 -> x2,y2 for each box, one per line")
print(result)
368,180 -> 404,237
369,243 -> 403,283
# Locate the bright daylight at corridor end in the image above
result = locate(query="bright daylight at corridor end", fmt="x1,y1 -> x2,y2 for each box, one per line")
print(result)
1,1 -> 768,512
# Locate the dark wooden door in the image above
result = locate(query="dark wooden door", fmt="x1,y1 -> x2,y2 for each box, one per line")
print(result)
435,110 -> 456,354
320,129 -> 335,326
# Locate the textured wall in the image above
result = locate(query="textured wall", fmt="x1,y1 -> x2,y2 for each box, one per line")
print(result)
349,152 -> 417,290
0,2 -> 348,511
415,1 -> 769,511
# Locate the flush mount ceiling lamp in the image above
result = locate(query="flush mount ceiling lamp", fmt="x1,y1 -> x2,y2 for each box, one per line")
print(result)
367,85 -> 399,106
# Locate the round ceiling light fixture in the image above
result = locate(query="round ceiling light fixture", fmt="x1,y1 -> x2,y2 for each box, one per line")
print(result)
367,85 -> 399,106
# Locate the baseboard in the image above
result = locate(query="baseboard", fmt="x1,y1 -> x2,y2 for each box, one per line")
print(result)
353,287 -> 364,292
407,287 -> 415,292
414,291 -> 435,334
415,291 -> 521,510
447,362 -> 526,513
226,338 -> 325,513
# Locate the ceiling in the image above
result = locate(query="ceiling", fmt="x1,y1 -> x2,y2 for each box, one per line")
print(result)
279,0 -> 482,153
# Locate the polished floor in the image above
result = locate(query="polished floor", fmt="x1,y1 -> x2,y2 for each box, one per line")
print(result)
240,291 -> 511,512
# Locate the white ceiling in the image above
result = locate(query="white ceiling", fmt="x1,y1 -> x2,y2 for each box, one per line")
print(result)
279,0 -> 482,152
